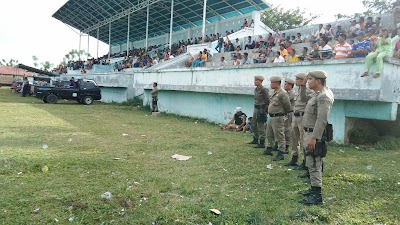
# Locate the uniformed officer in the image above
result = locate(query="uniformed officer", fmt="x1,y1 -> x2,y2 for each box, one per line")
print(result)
298,70 -> 334,205
263,76 -> 291,161
283,78 -> 295,154
151,82 -> 159,112
284,73 -> 313,167
247,76 -> 270,148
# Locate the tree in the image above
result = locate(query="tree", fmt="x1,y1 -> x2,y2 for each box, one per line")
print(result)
335,0 -> 395,19
261,4 -> 319,31
0,59 -> 19,67
41,61 -> 53,71
32,55 -> 39,68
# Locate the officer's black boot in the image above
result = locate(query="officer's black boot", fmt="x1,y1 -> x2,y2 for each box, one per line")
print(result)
254,139 -> 265,148
272,142 -> 278,151
284,155 -> 298,166
298,170 -> 310,179
247,137 -> 258,144
263,147 -> 273,156
300,186 -> 323,205
298,186 -> 313,196
272,150 -> 284,161
284,145 -> 289,154
295,160 -> 307,170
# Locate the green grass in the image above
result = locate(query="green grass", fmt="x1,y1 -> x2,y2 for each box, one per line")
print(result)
0,87 -> 399,225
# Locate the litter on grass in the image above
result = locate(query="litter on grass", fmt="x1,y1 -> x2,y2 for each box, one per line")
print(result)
171,154 -> 192,161
209,209 -> 221,215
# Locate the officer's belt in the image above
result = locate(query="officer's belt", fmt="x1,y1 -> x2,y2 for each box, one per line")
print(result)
303,127 -> 314,132
294,112 -> 305,117
254,104 -> 266,109
269,113 -> 285,117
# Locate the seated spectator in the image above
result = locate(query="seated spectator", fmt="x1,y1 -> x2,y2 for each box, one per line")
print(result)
325,24 -> 334,41
243,117 -> 253,133
70,77 -> 77,88
249,19 -> 254,28
352,31 -> 371,58
243,19 -> 248,28
288,49 -> 299,62
231,46 -> 241,59
279,44 -> 289,61
253,48 -> 268,63
291,36 -> 296,42
294,33 -> 303,44
335,24 -> 346,39
192,52 -> 202,67
373,17 -> 382,35
298,47 -> 309,61
267,32 -> 275,46
333,33 -> 352,59
218,56 -> 228,66
234,38 -> 242,50
348,19 -> 361,37
361,28 -> 392,78
285,41 -> 293,53
244,36 -> 255,50
307,43 -> 321,61
311,24 -> 326,41
198,49 -> 208,66
271,51 -> 285,63
392,29 -> 400,59
113,62 -> 118,71
265,45 -> 274,59
242,52 -> 252,64
225,41 -> 235,52
359,17 -> 367,31
365,16 -> 375,32
186,54 -> 194,67
318,37 -> 333,60
222,107 -> 247,132
253,41 -> 266,53
256,35 -> 265,47
232,55 -> 241,65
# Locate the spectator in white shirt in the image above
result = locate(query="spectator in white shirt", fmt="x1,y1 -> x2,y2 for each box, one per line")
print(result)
218,56 -> 228,66
242,52 -> 253,64
312,24 -> 326,41
348,20 -> 361,37
271,51 -> 285,63
234,38 -> 242,50
232,55 -> 241,65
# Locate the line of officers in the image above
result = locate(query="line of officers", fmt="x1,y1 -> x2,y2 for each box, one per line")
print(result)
248,70 -> 334,205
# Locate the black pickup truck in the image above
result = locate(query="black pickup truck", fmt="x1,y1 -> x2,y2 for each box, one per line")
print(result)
35,79 -> 101,105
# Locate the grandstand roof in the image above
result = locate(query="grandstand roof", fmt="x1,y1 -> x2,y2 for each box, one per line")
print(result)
52,0 -> 270,45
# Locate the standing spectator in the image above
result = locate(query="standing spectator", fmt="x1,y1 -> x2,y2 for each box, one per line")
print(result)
352,31 -> 371,58
318,37 -> 333,60
21,77 -> 30,97
361,28 -> 392,78
242,52 -> 253,65
272,51 -> 285,63
244,36 -> 255,50
288,49 -> 299,62
279,44 -> 289,61
232,55 -> 241,65
215,35 -> 224,53
333,33 -> 352,59
243,19 -> 248,28
151,82 -> 159,112
250,19 -> 255,28
348,20 -> 361,37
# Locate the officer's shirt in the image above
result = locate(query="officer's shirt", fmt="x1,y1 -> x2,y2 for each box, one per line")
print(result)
268,88 -> 291,114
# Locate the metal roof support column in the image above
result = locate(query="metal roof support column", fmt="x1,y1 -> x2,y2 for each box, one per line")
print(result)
145,5 -> 149,50
127,13 -> 130,57
202,0 -> 207,41
108,22 -> 111,59
79,32 -> 82,59
87,34 -> 90,59
97,27 -> 99,59
169,0 -> 174,52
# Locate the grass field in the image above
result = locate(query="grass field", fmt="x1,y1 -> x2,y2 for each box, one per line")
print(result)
0,87 -> 399,225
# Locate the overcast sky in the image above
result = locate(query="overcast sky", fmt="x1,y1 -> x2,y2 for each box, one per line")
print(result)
0,0 -> 366,67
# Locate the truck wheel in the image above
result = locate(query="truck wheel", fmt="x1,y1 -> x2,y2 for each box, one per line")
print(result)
46,94 -> 58,104
42,97 -> 48,103
83,96 -> 93,105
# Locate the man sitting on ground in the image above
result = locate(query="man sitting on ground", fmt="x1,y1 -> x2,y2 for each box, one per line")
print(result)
333,33 -> 352,59
222,107 -> 247,132
243,117 -> 253,133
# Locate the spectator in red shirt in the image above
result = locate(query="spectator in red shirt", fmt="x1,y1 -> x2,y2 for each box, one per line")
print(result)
285,41 -> 293,53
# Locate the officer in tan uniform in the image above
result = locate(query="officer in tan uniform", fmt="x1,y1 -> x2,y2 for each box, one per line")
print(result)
285,73 -> 313,168
283,78 -> 295,154
298,70 -> 334,205
263,76 -> 291,161
247,75 -> 270,148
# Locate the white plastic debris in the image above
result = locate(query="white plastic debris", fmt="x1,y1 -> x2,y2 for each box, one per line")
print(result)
67,138 -> 73,142
42,144 -> 48,149
266,164 -> 273,170
140,135 -> 146,137
209,209 -> 221,215
367,165 -> 373,170
122,133 -> 129,136
54,218 -> 59,222
17,172 -> 22,175
101,192 -> 112,200
171,154 -> 192,161
355,146 -> 360,149
207,151 -> 213,155
68,217 -> 74,222
33,208 -> 40,214
339,149 -> 345,153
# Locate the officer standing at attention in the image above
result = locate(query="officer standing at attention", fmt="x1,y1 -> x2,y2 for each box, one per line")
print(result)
285,73 -> 313,167
283,78 -> 295,154
298,70 -> 334,205
263,76 -> 291,161
151,82 -> 159,112
248,76 -> 270,148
